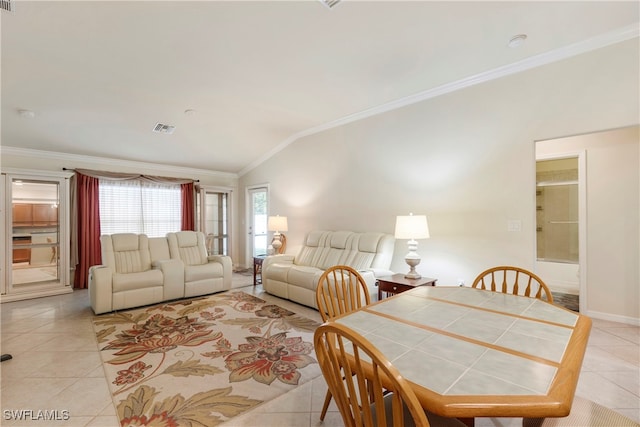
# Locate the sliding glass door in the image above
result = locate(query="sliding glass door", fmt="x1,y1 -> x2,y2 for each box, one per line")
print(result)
197,186 -> 232,256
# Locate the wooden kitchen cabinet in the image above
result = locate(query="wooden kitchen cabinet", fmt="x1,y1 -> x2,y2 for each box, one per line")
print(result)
12,237 -> 31,263
33,204 -> 58,225
13,203 -> 58,226
13,204 -> 32,225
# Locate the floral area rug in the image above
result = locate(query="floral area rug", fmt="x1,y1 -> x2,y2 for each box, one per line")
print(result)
93,291 -> 322,426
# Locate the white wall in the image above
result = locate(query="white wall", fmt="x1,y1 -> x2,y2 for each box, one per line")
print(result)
239,40 -> 639,322
537,126 -> 639,323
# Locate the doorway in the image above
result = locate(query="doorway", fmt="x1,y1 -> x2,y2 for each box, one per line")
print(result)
246,186 -> 268,265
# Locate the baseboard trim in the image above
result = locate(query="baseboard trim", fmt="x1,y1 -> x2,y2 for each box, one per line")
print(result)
1,286 -> 73,303
585,309 -> 640,327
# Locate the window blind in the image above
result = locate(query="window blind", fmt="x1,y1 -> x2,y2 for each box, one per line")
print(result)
99,179 -> 181,237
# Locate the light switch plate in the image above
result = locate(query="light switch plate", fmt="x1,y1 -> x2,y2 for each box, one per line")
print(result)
508,219 -> 522,232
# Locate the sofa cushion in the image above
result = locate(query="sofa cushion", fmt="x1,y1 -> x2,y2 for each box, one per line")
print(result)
180,246 -> 206,266
317,231 -> 354,269
149,237 -> 170,261
264,262 -> 291,283
111,233 -> 141,252
113,270 -> 163,292
295,231 -> 329,267
113,251 -> 147,274
288,265 -> 324,291
109,234 -> 152,273
349,252 -> 376,270
185,262 -> 223,282
167,231 -> 208,266
330,231 -> 352,249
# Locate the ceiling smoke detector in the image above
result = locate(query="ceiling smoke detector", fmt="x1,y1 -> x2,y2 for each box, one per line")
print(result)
319,0 -> 341,10
508,34 -> 527,48
153,123 -> 176,134
18,109 -> 35,119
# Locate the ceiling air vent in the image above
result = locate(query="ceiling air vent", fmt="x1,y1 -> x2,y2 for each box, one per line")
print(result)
1,0 -> 13,12
153,123 -> 176,134
319,0 -> 341,10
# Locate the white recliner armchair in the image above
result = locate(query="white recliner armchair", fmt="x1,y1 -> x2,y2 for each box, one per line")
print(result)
89,233 -> 183,315
166,231 -> 232,297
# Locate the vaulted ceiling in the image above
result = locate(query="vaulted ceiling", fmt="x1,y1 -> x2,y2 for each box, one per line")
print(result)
2,1 -> 638,175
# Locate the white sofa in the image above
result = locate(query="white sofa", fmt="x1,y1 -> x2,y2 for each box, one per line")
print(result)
261,230 -> 395,308
89,232 -> 231,314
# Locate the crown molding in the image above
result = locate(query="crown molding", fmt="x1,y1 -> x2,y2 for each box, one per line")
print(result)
0,146 -> 239,180
239,23 -> 639,177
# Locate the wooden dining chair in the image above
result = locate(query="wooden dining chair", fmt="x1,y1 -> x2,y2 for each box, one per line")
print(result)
46,237 -> 57,264
316,265 -> 371,420
472,266 -> 554,303
316,265 -> 371,322
314,322 -> 467,427
314,322 -> 428,427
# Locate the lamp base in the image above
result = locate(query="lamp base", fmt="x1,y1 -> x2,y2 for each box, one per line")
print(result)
404,256 -> 421,280
271,232 -> 283,254
404,271 -> 422,280
272,239 -> 282,251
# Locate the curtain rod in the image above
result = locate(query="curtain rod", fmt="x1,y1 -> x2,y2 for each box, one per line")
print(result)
62,168 -> 199,182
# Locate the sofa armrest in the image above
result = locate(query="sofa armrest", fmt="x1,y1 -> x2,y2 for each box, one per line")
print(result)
263,254 -> 295,270
355,270 -> 380,300
153,259 -> 185,300
88,265 -> 114,315
363,268 -> 395,278
207,255 -> 233,290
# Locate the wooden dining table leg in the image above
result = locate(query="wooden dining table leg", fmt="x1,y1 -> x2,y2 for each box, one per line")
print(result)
458,418 -> 475,427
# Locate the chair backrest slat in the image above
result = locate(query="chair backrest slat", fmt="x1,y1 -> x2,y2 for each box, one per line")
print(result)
316,265 -> 371,321
472,266 -> 553,303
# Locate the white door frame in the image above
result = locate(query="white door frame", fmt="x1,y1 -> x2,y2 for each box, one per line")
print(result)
1,168 -> 73,302
0,174 -> 5,296
535,151 -> 587,313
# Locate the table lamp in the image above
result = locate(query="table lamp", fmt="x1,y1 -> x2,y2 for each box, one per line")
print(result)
395,213 -> 430,279
268,215 -> 288,253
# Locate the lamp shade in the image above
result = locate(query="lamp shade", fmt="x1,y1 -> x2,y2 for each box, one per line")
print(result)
395,214 -> 429,240
268,215 -> 288,232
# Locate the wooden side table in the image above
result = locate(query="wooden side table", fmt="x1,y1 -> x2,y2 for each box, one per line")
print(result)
253,255 -> 266,286
377,274 -> 437,300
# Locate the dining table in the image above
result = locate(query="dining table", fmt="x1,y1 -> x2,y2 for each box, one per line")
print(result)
333,285 -> 592,426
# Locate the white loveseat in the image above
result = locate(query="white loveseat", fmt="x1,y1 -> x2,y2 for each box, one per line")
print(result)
261,230 -> 395,308
89,231 -> 231,314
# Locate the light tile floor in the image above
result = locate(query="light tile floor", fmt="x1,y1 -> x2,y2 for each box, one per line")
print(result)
1,274 -> 638,427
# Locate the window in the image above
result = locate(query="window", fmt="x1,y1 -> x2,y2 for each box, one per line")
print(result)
99,180 -> 181,237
